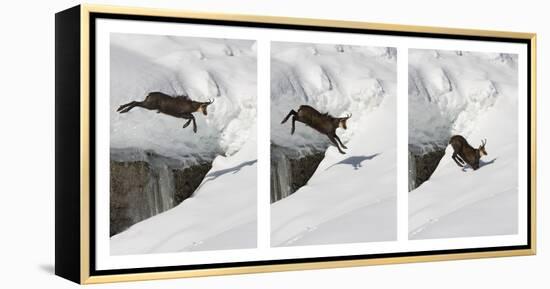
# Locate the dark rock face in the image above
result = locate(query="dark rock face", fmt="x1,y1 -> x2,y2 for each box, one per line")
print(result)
172,164 -> 212,204
408,148 -> 446,191
288,153 -> 325,192
110,161 -> 151,237
271,144 -> 325,203
110,158 -> 212,236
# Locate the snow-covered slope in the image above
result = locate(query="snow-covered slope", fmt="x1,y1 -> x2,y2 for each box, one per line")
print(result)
111,130 -> 257,254
408,49 -> 518,239
270,42 -> 397,246
111,34 -> 257,160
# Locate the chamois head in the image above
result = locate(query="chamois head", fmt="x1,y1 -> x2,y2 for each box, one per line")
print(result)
479,139 -> 488,156
338,113 -> 352,130
198,99 -> 214,116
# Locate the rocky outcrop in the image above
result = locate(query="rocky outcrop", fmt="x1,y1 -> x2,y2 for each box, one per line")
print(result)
110,150 -> 212,236
408,147 -> 446,191
271,144 -> 325,203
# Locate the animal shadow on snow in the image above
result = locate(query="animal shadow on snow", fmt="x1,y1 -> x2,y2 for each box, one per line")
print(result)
325,153 -> 380,171
461,157 -> 497,172
201,159 -> 257,185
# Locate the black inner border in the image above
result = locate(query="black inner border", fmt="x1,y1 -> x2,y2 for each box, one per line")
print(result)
89,12 -> 532,277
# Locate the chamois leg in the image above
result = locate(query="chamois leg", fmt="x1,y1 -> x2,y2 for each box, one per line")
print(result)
182,119 -> 192,128
334,135 -> 347,149
281,110 -> 297,124
192,117 -> 197,133
451,152 -> 464,167
118,101 -> 153,113
291,116 -> 297,135
456,154 -> 466,165
116,101 -> 133,112
117,101 -> 141,113
117,99 -> 147,112
328,134 -> 346,154
181,114 -> 197,133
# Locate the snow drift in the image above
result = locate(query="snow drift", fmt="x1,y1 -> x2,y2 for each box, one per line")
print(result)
110,33 -> 257,160
408,49 -> 517,152
408,49 -> 519,239
270,42 -> 397,246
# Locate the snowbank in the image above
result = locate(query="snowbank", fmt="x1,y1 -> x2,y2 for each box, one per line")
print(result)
408,49 -> 518,239
270,42 -> 397,246
408,49 -> 517,152
271,42 -> 396,151
110,34 -> 257,160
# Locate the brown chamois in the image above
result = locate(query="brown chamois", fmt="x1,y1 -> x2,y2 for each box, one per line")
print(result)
116,92 -> 214,133
281,105 -> 351,154
449,135 -> 487,170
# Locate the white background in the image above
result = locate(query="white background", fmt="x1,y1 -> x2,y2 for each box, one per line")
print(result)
0,0 -> 546,288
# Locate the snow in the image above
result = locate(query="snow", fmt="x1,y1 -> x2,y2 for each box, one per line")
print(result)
109,34 -> 257,253
271,42 -> 395,151
408,49 -> 518,239
110,33 -> 257,160
408,49 -> 517,152
270,42 -> 397,246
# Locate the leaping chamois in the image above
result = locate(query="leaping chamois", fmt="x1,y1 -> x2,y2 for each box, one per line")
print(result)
449,135 -> 487,170
117,92 -> 214,133
281,105 -> 351,154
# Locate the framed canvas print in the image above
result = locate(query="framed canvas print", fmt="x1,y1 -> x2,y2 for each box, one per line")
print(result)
55,4 -> 536,284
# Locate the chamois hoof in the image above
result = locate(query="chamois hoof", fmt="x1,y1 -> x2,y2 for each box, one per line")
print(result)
341,145 -> 348,149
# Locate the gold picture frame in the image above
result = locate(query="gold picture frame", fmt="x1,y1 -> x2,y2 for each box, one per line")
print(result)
55,4 -> 536,284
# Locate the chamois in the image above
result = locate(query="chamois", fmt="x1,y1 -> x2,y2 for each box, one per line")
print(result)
281,105 -> 351,154
116,92 -> 214,133
449,135 -> 487,170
